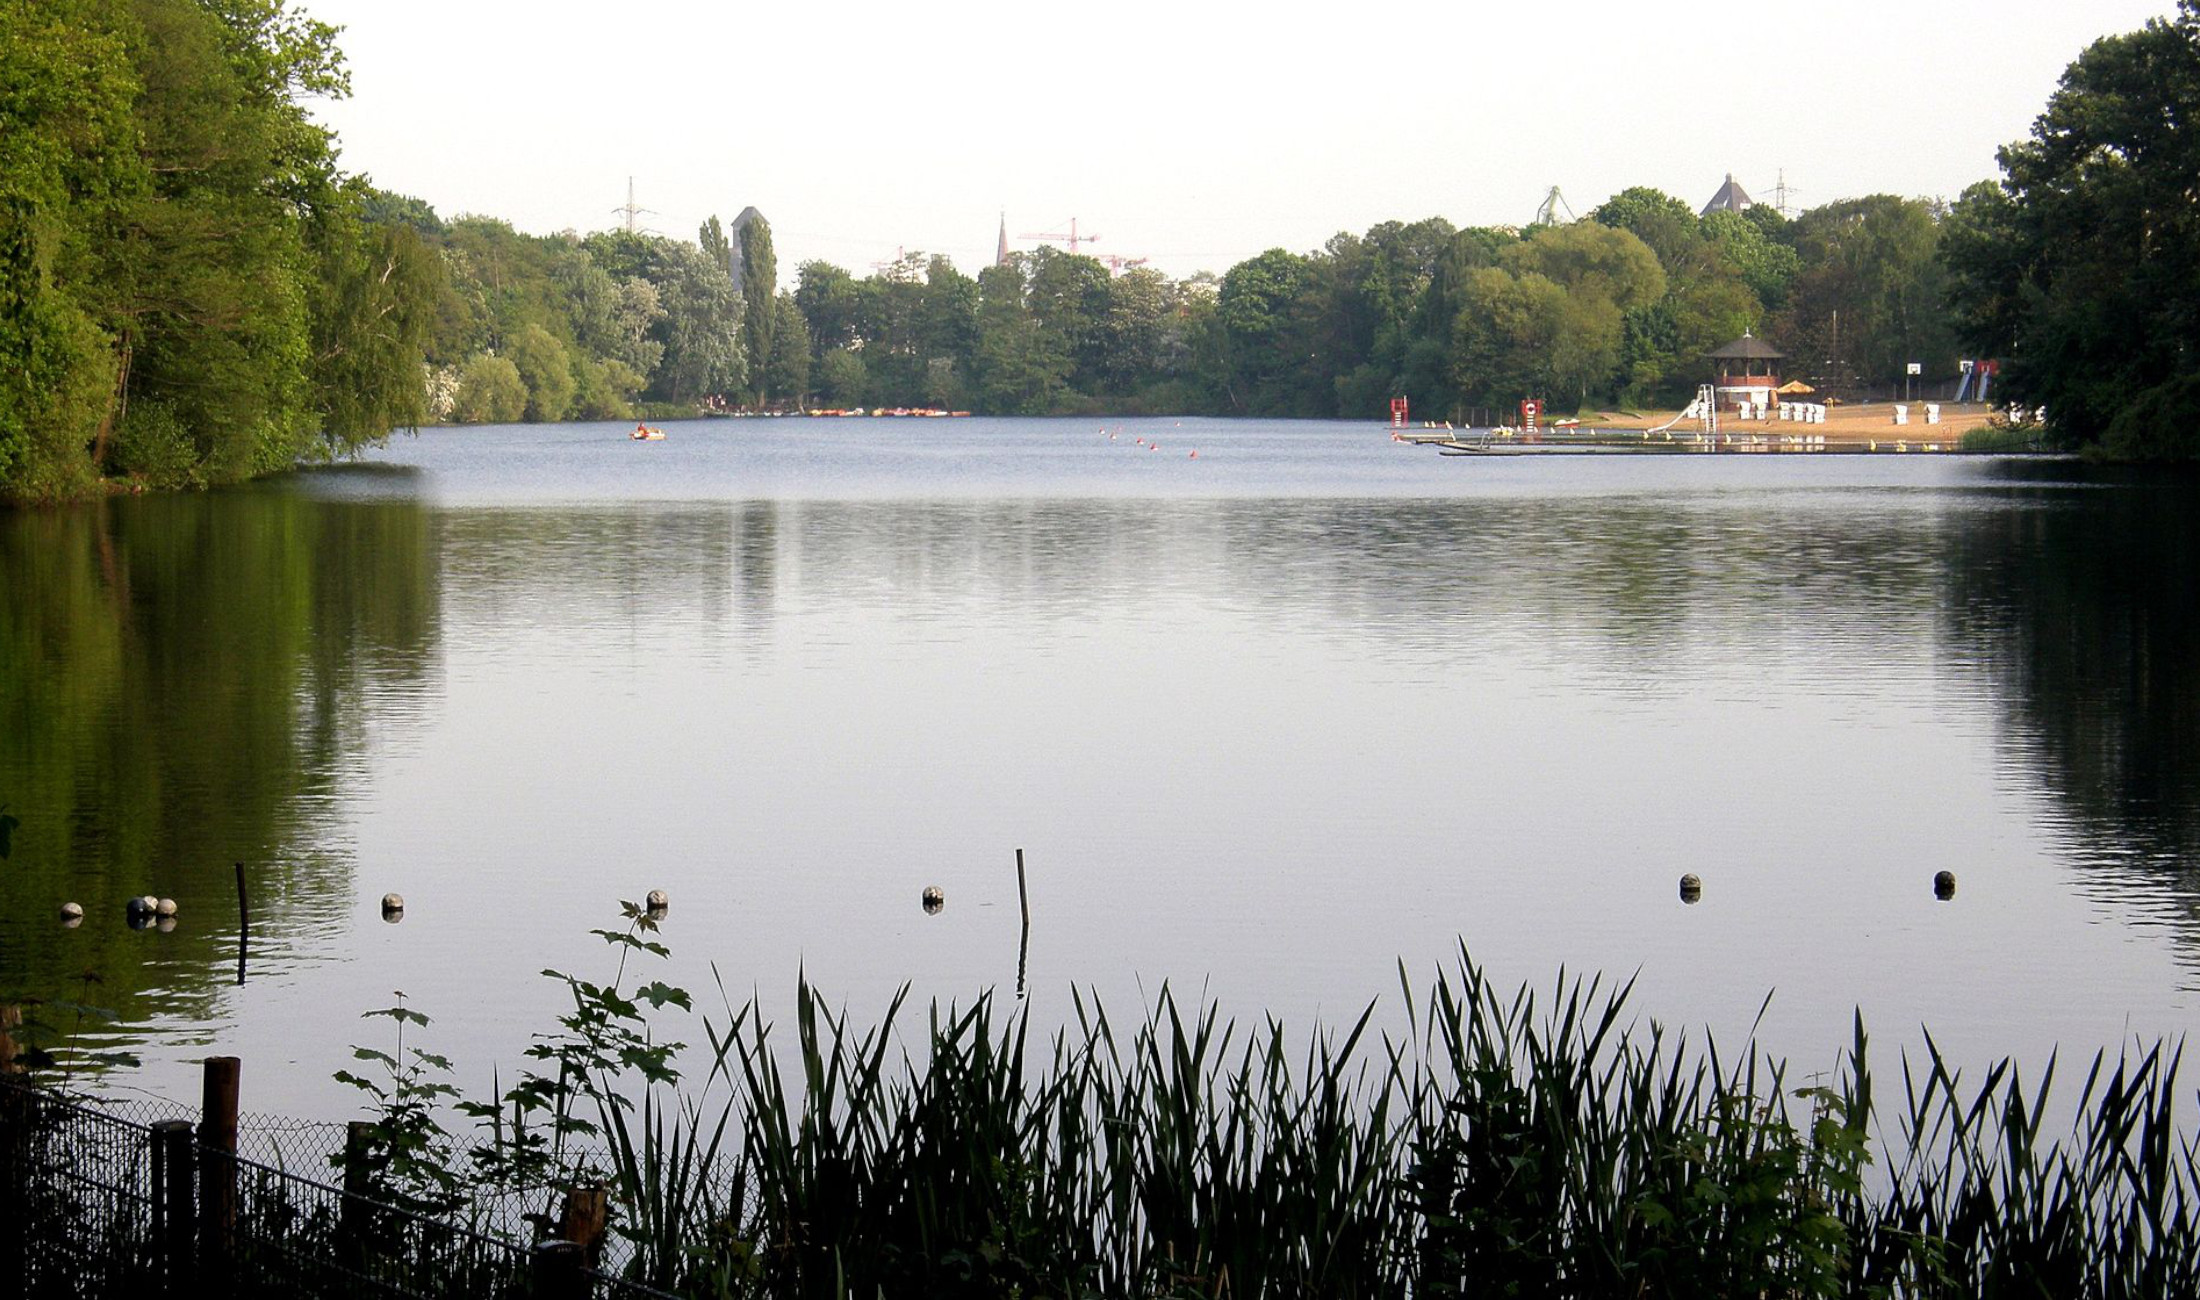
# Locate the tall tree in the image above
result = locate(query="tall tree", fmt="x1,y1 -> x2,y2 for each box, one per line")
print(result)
736,213 -> 778,405
1943,1 -> 2200,455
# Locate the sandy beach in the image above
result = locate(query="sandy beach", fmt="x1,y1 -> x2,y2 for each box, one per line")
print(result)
1584,401 -> 1998,447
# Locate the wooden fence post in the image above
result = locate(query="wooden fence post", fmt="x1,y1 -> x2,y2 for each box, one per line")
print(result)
150,1119 -> 196,1291
559,1183 -> 609,1268
197,1056 -> 240,1280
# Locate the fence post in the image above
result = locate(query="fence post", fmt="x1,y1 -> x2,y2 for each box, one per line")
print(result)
150,1119 -> 196,1291
197,1056 -> 240,1281
529,1239 -> 588,1300
338,1120 -> 374,1265
0,1067 -> 27,1282
559,1183 -> 609,1268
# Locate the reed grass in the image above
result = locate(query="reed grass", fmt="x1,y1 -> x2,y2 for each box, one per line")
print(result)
322,919 -> 2197,1298
670,945 -> 2198,1298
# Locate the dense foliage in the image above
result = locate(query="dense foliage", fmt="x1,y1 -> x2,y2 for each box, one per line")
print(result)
0,0 -> 438,501
776,193 -> 1956,423
1943,0 -> 2200,456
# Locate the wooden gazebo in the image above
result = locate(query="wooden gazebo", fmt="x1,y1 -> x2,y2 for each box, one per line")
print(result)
1708,333 -> 1784,411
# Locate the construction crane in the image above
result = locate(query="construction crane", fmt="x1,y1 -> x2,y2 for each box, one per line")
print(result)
1532,185 -> 1576,227
1018,217 -> 1101,254
611,177 -> 655,234
1099,254 -> 1150,274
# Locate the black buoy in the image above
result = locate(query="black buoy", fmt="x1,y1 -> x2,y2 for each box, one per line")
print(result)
921,885 -> 944,914
1933,870 -> 1956,900
1678,873 -> 1703,904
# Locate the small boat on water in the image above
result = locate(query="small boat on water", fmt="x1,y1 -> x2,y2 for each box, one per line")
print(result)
630,425 -> 665,441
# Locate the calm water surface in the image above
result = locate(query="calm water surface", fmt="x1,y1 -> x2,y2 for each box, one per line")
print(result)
2,416 -> 2196,1117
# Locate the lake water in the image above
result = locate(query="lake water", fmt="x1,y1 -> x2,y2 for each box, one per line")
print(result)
2,416 -> 2196,1120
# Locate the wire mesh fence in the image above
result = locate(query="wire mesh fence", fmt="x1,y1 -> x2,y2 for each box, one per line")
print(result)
0,1081 -> 674,1299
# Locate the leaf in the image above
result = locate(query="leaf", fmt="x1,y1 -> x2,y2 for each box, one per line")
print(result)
363,1006 -> 431,1027
633,981 -> 693,1011
352,1047 -> 397,1068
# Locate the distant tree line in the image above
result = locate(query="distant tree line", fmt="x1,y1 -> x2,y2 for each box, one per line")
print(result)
774,193 -> 1957,424
3,0 -> 2192,502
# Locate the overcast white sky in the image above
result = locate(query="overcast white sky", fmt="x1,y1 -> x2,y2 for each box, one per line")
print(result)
302,0 -> 2174,280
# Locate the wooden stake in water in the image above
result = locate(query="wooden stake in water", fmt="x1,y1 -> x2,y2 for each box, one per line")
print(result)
233,862 -> 250,986
1016,848 -> 1031,1000
1016,848 -> 1030,930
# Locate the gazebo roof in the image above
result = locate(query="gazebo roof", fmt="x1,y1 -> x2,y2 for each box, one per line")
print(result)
1708,333 -> 1784,361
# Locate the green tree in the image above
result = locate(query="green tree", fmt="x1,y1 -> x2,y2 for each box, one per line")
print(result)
795,261 -> 865,361
1,0 -> 438,498
767,293 -> 811,407
1777,196 -> 1953,392
451,353 -> 525,422
737,214 -> 778,405
506,323 -> 575,422
1217,248 -> 1319,414
308,185 -> 441,449
970,262 -> 1068,413
0,0 -> 141,499
1943,1 -> 2200,454
816,347 -> 868,407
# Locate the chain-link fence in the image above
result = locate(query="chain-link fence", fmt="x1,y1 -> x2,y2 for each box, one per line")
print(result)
0,1081 -> 674,1299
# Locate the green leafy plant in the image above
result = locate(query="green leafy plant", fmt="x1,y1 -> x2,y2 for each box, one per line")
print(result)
333,991 -> 464,1213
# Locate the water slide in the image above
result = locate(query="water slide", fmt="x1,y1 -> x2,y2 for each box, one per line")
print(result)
1643,396 -> 1704,435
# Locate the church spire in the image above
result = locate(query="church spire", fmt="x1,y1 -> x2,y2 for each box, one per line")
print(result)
996,212 -> 1009,267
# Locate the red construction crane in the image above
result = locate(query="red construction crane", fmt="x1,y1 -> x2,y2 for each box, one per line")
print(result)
1099,254 -> 1149,274
1018,217 -> 1101,254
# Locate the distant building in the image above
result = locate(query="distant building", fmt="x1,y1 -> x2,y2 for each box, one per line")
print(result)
1701,174 -> 1754,216
728,206 -> 766,293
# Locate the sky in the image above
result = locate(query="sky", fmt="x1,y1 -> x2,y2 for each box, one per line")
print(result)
302,0 -> 2177,281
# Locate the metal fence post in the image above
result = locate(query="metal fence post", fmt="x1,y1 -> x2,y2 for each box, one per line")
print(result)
150,1119 -> 196,1291
198,1056 -> 240,1281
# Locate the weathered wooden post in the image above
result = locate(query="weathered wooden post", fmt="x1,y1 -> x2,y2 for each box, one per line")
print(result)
198,1056 -> 240,1280
560,1183 -> 610,1267
528,1182 -> 608,1298
1016,849 -> 1032,999
150,1119 -> 196,1291
234,863 -> 250,986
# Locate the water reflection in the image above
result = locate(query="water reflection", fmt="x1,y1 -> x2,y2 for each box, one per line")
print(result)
0,488 -> 438,1033
1949,464 -> 2200,969
6,455 -> 2200,1110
